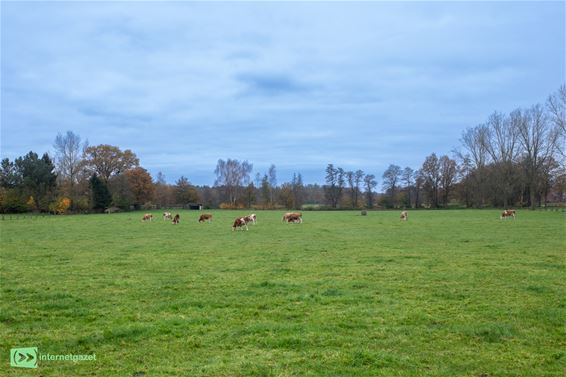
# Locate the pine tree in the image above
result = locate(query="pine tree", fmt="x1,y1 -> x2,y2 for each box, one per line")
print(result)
89,174 -> 112,211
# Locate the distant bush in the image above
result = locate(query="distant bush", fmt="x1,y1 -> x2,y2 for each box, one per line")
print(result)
219,202 -> 247,209
26,196 -> 37,211
0,189 -> 28,213
73,197 -> 90,212
49,197 -> 71,214
302,204 -> 326,211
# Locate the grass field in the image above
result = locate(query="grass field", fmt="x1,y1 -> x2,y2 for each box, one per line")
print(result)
1,210 -> 565,376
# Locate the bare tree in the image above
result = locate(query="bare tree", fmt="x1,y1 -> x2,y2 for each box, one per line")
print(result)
291,173 -> 304,209
53,131 -> 88,190
363,173 -> 377,209
547,84 -> 566,157
461,124 -> 491,168
324,164 -> 345,208
484,111 -> 520,207
517,104 -> 560,209
413,169 -> 424,208
254,172 -> 262,188
401,167 -> 414,208
439,155 -> 457,206
456,156 -> 474,208
345,170 -> 364,208
460,124 -> 491,206
214,158 -> 253,206
261,174 -> 270,206
346,171 -> 355,208
421,153 -> 441,207
382,164 -> 402,207
154,171 -> 175,208
354,169 -> 364,208
268,164 -> 277,205
547,84 -> 566,134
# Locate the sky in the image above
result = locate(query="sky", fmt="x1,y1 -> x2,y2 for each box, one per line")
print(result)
1,1 -> 564,186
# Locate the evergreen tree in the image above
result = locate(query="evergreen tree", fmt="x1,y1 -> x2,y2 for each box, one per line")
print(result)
89,174 -> 112,211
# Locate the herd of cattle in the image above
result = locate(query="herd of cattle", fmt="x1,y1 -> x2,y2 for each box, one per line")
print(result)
141,209 -> 516,229
142,211 -> 304,230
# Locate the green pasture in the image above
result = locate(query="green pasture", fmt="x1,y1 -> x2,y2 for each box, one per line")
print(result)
1,210 -> 565,376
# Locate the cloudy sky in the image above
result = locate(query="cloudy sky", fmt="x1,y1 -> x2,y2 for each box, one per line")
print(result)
1,1 -> 564,185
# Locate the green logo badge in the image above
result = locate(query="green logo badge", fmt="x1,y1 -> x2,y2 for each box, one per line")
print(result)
10,347 -> 38,368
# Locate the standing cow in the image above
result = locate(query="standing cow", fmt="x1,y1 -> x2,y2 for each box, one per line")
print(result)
282,212 -> 302,222
198,213 -> 213,223
232,217 -> 249,231
172,214 -> 180,224
286,214 -> 302,223
163,212 -> 173,220
243,214 -> 257,225
500,209 -> 516,220
142,214 -> 153,222
400,211 -> 408,221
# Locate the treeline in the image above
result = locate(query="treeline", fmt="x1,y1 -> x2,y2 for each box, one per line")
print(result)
0,137 -> 160,213
378,85 -> 566,209
1,86 -> 564,213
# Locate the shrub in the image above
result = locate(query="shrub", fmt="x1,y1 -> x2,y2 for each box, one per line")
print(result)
220,202 -> 240,209
26,196 -> 36,211
56,197 -> 71,214
73,197 -> 90,212
0,189 -> 28,213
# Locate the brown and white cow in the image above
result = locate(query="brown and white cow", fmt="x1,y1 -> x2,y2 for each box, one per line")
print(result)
243,213 -> 257,225
142,213 -> 153,222
232,217 -> 249,231
198,213 -> 213,223
500,209 -> 516,220
282,212 -> 302,222
172,214 -> 180,224
400,211 -> 408,221
163,212 -> 173,220
286,214 -> 303,223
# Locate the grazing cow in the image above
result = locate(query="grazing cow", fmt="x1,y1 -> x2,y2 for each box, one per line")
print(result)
286,214 -> 302,223
500,209 -> 516,220
142,213 -> 153,222
243,214 -> 257,225
400,211 -> 408,221
282,212 -> 302,222
198,213 -> 213,223
232,217 -> 249,231
172,214 -> 180,224
163,212 -> 173,220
